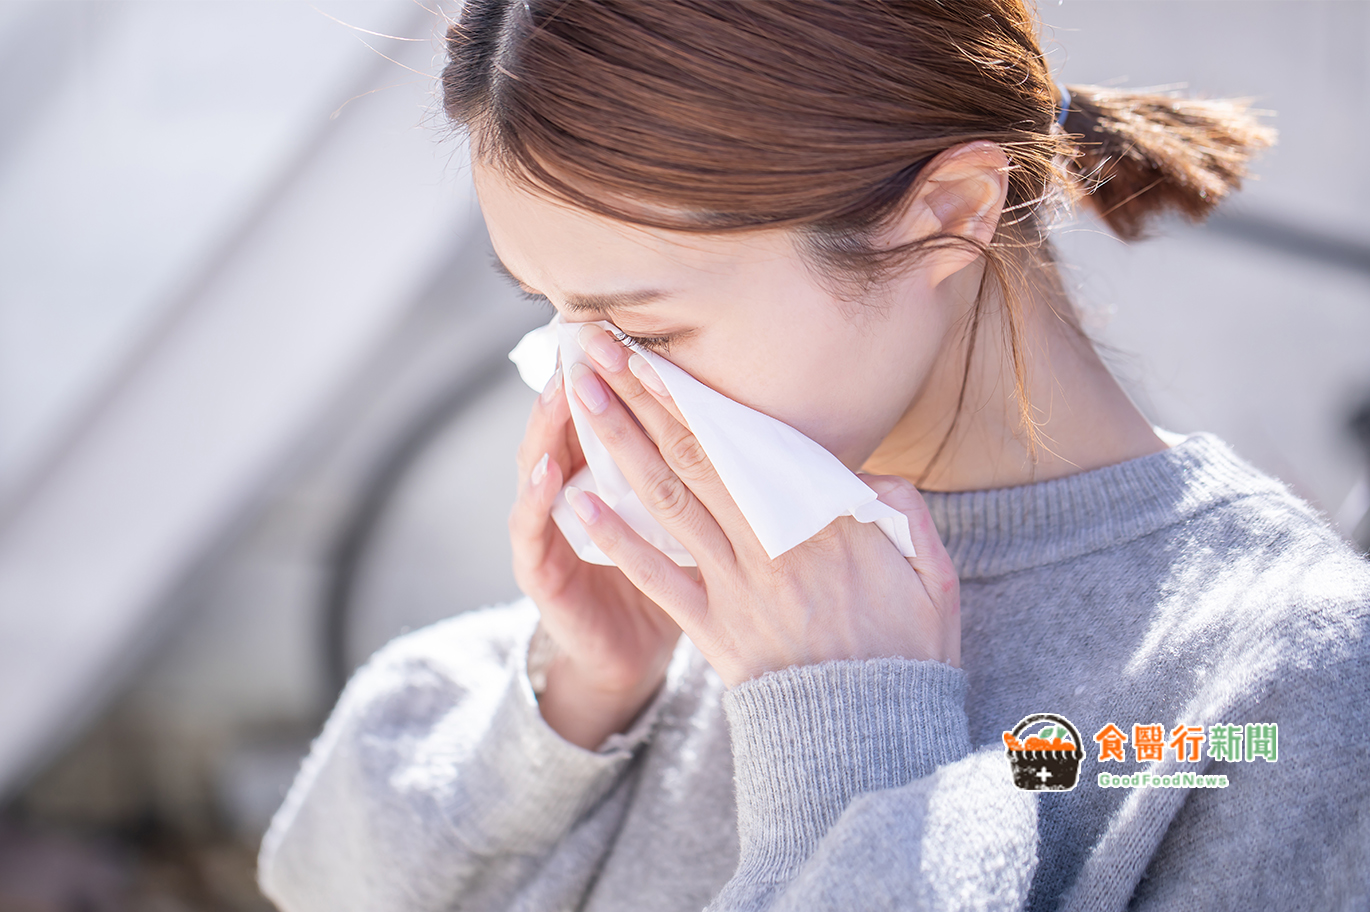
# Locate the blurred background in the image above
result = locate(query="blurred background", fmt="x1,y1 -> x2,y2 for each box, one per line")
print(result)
0,1 -> 1365,909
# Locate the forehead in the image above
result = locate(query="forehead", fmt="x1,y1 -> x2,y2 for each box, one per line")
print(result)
471,160 -> 799,291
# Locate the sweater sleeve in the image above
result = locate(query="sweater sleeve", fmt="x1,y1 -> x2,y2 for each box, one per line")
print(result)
706,658 -> 1039,912
256,599 -> 674,912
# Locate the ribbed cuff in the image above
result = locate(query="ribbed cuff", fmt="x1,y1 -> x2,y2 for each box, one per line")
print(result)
520,624 -> 679,758
437,622 -> 668,853
722,657 -> 971,880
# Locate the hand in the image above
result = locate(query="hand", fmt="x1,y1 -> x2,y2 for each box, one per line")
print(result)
562,324 -> 961,688
509,355 -> 684,744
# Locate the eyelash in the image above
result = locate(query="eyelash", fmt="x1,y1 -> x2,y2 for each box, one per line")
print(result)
517,288 -> 677,354
610,327 -> 675,354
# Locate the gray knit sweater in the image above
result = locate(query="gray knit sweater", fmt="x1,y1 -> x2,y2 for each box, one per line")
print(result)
257,430 -> 1370,911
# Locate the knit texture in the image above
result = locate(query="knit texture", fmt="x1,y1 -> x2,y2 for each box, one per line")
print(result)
258,431 -> 1370,911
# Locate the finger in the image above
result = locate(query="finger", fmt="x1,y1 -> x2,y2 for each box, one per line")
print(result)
859,473 -> 962,666
626,353 -> 690,431
509,448 -> 568,580
562,484 -> 710,635
539,362 -> 587,472
573,325 -> 678,442
516,367 -> 566,483
861,474 -> 961,602
511,369 -> 575,577
576,324 -> 761,563
568,357 -> 739,571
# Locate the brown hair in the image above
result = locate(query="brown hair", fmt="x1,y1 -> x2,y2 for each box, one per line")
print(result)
441,0 -> 1275,483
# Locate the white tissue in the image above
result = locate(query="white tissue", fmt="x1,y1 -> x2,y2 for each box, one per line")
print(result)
508,312 -> 917,567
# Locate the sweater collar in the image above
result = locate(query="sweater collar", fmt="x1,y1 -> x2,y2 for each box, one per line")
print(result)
919,431 -> 1289,580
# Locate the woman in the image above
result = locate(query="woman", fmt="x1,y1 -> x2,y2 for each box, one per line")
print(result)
258,2 -> 1370,910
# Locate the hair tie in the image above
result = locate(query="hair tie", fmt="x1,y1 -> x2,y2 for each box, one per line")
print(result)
1056,84 -> 1072,128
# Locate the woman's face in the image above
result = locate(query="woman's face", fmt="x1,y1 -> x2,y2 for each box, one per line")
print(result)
473,161 -> 960,473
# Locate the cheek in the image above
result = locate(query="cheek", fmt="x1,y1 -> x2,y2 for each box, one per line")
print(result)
678,319 -> 893,461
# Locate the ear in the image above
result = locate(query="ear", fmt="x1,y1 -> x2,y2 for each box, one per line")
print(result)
881,141 -> 1011,286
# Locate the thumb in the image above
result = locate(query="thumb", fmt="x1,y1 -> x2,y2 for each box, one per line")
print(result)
859,473 -> 960,598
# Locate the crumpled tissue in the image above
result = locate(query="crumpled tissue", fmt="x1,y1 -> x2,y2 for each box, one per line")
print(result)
508,312 -> 917,567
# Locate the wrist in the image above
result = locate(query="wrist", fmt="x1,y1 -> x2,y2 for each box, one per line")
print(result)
537,652 -> 666,751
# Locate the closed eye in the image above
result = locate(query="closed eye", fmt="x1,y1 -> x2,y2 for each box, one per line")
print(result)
607,327 -> 677,354
494,260 -> 682,354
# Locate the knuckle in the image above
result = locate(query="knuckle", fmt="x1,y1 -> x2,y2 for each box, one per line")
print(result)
630,556 -> 668,597
666,431 -> 710,475
645,470 -> 693,523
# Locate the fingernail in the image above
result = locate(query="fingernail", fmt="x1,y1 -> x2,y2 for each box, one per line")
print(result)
530,452 -> 549,486
628,353 -> 669,398
578,323 -> 628,372
570,362 -> 609,414
565,485 -> 598,523
541,367 -> 563,404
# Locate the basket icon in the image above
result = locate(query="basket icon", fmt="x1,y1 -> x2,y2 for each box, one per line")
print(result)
1003,713 -> 1084,791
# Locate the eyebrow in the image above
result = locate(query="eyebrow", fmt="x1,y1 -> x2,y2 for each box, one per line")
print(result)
491,256 -> 670,315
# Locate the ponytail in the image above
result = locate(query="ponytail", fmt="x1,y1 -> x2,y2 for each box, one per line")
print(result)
1059,85 -> 1277,241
